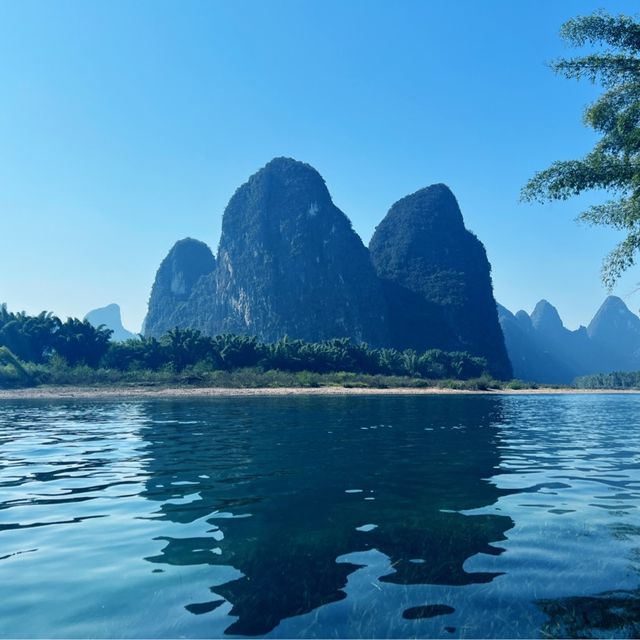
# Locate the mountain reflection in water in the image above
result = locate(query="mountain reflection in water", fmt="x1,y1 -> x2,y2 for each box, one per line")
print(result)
2,394 -> 639,638
139,396 -> 513,635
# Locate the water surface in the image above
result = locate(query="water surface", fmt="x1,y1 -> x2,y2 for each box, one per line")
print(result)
1,395 -> 639,637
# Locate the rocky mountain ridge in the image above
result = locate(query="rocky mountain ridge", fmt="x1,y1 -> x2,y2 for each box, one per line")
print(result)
369,183 -> 511,379
144,157 -> 511,378
143,238 -> 216,338
498,296 -> 640,383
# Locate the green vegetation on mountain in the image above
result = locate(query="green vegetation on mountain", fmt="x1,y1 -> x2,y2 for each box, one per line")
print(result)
142,160 -> 513,381
522,11 -> 640,287
144,238 -> 216,338
213,157 -> 388,344
370,184 -> 512,380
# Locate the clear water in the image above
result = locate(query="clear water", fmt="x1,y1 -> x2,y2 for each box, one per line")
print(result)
1,395 -> 639,638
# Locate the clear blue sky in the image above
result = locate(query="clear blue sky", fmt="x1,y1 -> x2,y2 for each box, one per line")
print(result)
1,0 -> 639,332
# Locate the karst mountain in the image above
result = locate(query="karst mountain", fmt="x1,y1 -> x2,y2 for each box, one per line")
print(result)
144,157 -> 512,378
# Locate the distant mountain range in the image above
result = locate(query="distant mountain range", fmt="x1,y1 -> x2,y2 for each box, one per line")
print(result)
84,304 -> 138,342
143,157 -> 512,378
498,296 -> 640,383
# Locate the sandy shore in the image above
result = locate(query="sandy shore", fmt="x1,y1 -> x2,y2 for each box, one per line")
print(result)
0,385 -> 638,400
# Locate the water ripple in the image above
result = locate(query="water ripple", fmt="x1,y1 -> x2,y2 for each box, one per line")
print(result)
0,395 -> 638,638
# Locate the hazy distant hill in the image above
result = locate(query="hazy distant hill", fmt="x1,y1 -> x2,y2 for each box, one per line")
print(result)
84,304 -> 138,342
496,304 -> 574,384
143,157 -> 512,377
587,295 -> 640,369
498,296 -> 640,383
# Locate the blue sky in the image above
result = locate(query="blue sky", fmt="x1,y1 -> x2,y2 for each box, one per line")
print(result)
1,0 -> 639,331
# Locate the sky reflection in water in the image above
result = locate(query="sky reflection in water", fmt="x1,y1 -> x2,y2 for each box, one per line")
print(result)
0,395 -> 639,638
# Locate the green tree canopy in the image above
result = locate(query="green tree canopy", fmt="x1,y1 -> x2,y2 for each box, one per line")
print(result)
521,11 -> 640,288
0,303 -> 491,382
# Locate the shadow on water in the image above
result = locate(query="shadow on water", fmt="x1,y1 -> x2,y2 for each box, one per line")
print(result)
538,521 -> 640,639
138,395 -> 514,635
538,589 -> 640,639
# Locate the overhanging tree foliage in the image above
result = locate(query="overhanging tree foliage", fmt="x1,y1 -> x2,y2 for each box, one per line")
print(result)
521,11 -> 640,288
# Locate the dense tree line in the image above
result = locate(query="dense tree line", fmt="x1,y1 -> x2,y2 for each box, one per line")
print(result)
574,371 -> 640,389
105,330 -> 488,379
0,305 -> 489,380
0,304 -> 112,366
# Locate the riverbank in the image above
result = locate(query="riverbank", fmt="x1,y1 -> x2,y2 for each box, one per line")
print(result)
1,385 -> 638,399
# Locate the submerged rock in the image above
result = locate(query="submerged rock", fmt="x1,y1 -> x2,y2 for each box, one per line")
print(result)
402,604 -> 455,620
